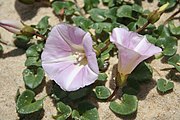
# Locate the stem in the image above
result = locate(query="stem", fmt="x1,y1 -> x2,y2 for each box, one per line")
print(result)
106,86 -> 119,101
100,39 -> 110,53
136,21 -> 150,33
0,40 -> 8,45
33,32 -> 47,40
163,9 -> 180,25
74,0 -> 84,16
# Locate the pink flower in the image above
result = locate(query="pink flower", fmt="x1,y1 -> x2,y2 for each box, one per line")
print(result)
110,28 -> 162,86
41,24 -> 99,91
0,20 -> 23,34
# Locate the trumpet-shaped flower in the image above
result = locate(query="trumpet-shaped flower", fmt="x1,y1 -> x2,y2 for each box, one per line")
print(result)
41,24 -> 99,91
0,20 -> 23,34
110,28 -> 162,86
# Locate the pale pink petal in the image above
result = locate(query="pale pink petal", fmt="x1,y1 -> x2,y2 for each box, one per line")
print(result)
0,20 -> 23,34
110,28 -> 162,75
41,24 -> 99,91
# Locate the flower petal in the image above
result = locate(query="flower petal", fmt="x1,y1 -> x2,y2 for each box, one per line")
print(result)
41,24 -> 99,91
110,28 -> 162,75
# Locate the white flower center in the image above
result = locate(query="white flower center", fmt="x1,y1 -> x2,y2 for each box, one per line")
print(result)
73,51 -> 88,66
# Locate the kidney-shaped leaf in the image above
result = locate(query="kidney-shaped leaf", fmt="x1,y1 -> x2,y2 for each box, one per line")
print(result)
16,90 -> 43,114
23,67 -> 45,89
117,5 -> 133,18
168,54 -> 180,72
72,101 -> 99,120
55,102 -> 72,120
109,94 -> 138,115
94,86 -> 111,99
128,62 -> 152,82
89,8 -> 107,22
157,78 -> 174,93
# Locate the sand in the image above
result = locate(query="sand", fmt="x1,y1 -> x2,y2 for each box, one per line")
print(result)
0,0 -> 180,120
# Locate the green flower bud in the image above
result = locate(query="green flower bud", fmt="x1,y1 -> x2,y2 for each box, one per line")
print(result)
21,25 -> 35,37
147,2 -> 169,24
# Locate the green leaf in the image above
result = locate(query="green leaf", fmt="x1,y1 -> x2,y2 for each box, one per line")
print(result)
146,35 -> 157,44
104,7 -> 118,22
168,54 -> 180,72
127,22 -> 137,31
109,94 -> 138,115
0,44 -> 3,52
83,0 -> 100,11
97,73 -> 108,81
51,84 -> 68,101
36,16 -> 50,35
136,16 -> 148,27
23,68 -> 45,89
55,102 -> 72,120
158,0 -> 177,9
25,57 -> 41,67
68,87 -> 90,100
154,25 -> 170,38
15,35 -> 31,43
168,21 -> 180,35
26,45 -> 39,57
132,4 -> 143,13
52,1 -> 75,15
91,22 -> 113,33
89,8 -> 107,22
157,78 -> 174,93
94,86 -> 111,100
72,101 -> 99,120
72,16 -> 93,31
128,62 -> 152,82
117,5 -> 133,18
156,36 -> 177,56
122,79 -> 140,95
16,90 -> 43,114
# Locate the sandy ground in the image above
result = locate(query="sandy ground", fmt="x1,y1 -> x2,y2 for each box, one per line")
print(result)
0,0 -> 180,120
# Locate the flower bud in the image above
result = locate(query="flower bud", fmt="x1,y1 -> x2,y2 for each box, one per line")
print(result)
0,20 -> 23,34
147,2 -> 169,24
21,25 -> 35,37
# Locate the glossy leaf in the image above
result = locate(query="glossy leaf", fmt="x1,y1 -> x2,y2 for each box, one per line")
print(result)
16,90 -> 43,114
51,84 -> 68,101
55,102 -> 72,120
68,87 -> 90,100
94,86 -> 111,99
89,8 -> 107,22
157,78 -> 174,93
132,4 -> 143,13
83,0 -> 99,11
104,7 -> 118,22
15,35 -> 30,43
122,79 -> 140,95
128,62 -> 152,82
23,67 -> 45,89
136,16 -> 148,27
36,16 -> 50,35
72,16 -> 93,31
109,94 -> 138,115
91,22 -> 113,33
25,57 -> 41,67
52,1 -> 75,15
98,73 -> 108,81
168,54 -> 180,72
72,101 -> 99,120
168,21 -> 180,35
156,36 -> 177,56
117,5 -> 133,18
155,25 -> 170,37
146,35 -> 157,44
127,22 -> 137,31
